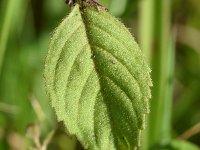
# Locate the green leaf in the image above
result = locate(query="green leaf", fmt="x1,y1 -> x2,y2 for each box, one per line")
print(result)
170,140 -> 200,150
44,4 -> 152,150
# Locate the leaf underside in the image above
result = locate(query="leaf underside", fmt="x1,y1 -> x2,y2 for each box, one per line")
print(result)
44,4 -> 152,150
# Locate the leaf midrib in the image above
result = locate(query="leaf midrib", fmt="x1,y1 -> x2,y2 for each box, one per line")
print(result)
78,7 -> 118,149
78,6 -> 140,149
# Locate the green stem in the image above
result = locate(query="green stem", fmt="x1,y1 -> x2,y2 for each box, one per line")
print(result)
139,0 -> 154,149
0,0 -> 29,75
139,0 -> 154,63
0,0 -> 17,74
140,0 -> 174,148
150,0 -> 172,147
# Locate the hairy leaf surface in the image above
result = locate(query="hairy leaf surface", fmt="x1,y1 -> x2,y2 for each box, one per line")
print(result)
44,4 -> 152,150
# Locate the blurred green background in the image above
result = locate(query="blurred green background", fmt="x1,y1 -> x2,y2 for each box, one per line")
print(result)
0,0 -> 200,149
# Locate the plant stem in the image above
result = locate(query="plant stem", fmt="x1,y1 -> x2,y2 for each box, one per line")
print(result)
150,0 -> 173,146
0,0 -> 17,75
0,0 -> 29,76
139,0 -> 174,148
139,0 -> 154,149
139,0 -> 154,63
180,122 -> 200,140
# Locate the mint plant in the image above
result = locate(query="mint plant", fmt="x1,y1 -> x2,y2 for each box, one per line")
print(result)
44,0 -> 152,149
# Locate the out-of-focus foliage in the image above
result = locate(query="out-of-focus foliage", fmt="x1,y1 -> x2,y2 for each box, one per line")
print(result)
170,140 -> 200,150
0,0 -> 200,149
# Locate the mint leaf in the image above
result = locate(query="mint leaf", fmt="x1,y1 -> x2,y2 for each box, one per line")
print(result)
44,4 -> 152,150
